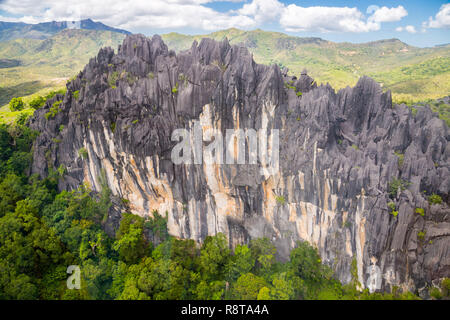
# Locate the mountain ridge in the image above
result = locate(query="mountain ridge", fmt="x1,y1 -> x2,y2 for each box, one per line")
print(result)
0,18 -> 130,42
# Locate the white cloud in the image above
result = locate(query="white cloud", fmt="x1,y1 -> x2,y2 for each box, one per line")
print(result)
368,6 -> 407,23
405,25 -> 417,34
237,0 -> 284,24
280,5 -> 380,33
396,25 -> 417,34
0,0 -> 411,34
0,0 -> 255,31
423,3 -> 450,29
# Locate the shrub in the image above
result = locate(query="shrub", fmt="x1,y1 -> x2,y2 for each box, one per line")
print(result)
394,151 -> 404,168
148,72 -> 155,79
9,97 -> 25,111
172,82 -> 179,94
388,202 -> 398,216
132,119 -> 138,124
59,125 -> 65,132
275,196 -> 286,205
29,96 -> 45,110
45,100 -> 62,120
78,147 -> 88,159
441,278 -> 450,297
428,194 -> 442,205
351,144 -> 359,150
388,202 -> 396,211
296,91 -> 303,97
72,90 -> 79,100
415,208 -> 425,217
417,231 -> 426,241
110,122 -> 116,133
108,71 -> 119,88
430,287 -> 442,300
389,178 -> 411,198
44,89 -> 66,100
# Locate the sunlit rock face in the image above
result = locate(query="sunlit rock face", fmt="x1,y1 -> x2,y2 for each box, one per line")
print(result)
30,34 -> 450,294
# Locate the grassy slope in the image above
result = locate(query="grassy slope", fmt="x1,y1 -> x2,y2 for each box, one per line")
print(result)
162,28 -> 450,104
0,29 -> 126,105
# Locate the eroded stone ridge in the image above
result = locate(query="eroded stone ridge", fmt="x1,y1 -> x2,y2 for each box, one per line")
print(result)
30,34 -> 450,295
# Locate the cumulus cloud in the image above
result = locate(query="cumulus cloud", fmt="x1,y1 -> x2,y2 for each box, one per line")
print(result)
280,5 -> 381,33
0,0 -> 255,30
423,3 -> 450,29
368,5 -> 407,23
237,0 -> 284,24
0,0 -> 410,34
396,25 -> 417,34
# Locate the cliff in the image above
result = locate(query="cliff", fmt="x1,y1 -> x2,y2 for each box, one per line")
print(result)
29,34 -> 450,296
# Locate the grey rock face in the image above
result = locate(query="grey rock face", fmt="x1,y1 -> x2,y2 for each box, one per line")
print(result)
30,34 -> 450,293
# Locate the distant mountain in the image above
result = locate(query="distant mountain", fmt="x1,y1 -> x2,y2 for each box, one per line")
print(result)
162,28 -> 450,103
0,18 -> 130,42
0,29 -> 127,106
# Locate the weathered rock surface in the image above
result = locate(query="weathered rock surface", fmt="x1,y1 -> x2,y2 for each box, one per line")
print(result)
30,34 -> 450,294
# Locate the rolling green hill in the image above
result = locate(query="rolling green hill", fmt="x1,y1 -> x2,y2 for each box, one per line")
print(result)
0,29 -> 126,107
162,28 -> 450,104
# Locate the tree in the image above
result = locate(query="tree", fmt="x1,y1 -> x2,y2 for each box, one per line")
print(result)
113,213 -> 147,264
249,237 -> 276,277
199,233 -> 230,281
9,97 -> 25,111
233,273 -> 267,300
289,241 -> 325,282
226,244 -> 254,282
29,96 -> 45,110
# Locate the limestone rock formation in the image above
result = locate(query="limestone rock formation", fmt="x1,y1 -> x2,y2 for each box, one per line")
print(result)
30,34 -> 450,295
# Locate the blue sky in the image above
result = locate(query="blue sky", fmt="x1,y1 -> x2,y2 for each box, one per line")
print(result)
0,1 -> 449,47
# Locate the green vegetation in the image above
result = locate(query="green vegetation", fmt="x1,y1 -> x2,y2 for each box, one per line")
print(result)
415,208 -> 425,217
428,194 -> 443,205
386,202 -> 397,217
275,196 -> 286,205
72,90 -> 79,100
108,71 -> 119,89
417,231 -> 426,242
9,97 -> 24,111
351,144 -> 359,151
78,147 -> 88,159
0,30 -> 125,108
132,119 -> 138,124
387,202 -> 398,217
430,278 -> 450,300
45,100 -> 62,120
29,96 -> 45,110
172,82 -> 179,94
394,151 -> 404,168
389,178 -> 411,198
